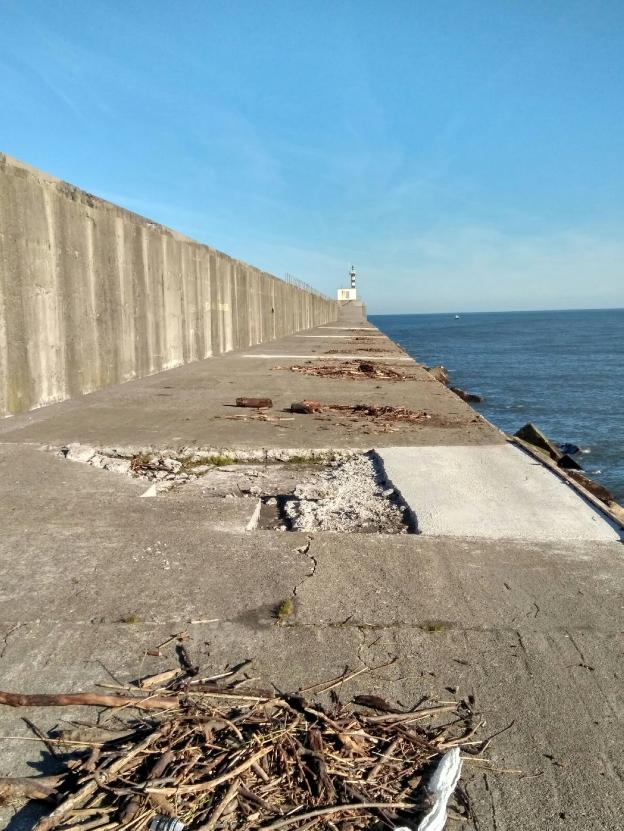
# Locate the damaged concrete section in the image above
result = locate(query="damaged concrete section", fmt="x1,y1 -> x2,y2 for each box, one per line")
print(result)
280,452 -> 414,533
54,443 -> 351,485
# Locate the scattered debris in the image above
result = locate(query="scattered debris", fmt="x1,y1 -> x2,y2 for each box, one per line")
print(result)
290,400 -> 323,414
326,347 -> 393,354
278,361 -> 410,381
235,398 -> 273,409
283,453 -> 414,533
0,661 -> 486,831
327,404 -> 431,424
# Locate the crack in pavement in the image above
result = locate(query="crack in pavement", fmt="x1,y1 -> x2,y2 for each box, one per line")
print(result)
0,622 -> 22,658
292,537 -> 317,598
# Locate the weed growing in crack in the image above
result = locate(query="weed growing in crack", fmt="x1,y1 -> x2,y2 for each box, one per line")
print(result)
274,598 -> 295,623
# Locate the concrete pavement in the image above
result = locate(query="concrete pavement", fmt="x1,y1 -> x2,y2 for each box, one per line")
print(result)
1,304 -> 623,830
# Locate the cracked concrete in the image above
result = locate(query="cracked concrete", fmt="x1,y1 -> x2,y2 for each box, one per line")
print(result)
1,310 -> 623,830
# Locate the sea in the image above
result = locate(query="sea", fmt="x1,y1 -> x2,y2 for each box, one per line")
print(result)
370,309 -> 624,503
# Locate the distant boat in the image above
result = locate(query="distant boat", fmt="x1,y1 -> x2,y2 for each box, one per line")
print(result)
454,314 -> 460,319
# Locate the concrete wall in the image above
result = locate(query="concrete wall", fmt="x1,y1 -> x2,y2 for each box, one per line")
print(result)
0,154 -> 337,417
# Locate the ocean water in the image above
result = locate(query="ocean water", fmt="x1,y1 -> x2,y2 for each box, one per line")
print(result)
371,309 -> 624,503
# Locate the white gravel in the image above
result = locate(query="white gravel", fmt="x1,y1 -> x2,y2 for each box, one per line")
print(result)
284,453 -> 409,533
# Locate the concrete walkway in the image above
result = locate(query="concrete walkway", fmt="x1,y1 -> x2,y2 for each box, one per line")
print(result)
1,304 -> 623,830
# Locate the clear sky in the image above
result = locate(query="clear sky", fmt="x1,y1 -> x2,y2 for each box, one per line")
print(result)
1,1 -> 623,313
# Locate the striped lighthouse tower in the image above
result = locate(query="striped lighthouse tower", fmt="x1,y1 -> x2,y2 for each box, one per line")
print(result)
336,264 -> 358,301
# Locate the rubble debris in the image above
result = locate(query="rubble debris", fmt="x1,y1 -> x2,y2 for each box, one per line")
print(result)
278,361 -> 409,381
284,453 -> 414,533
0,661 -> 485,831
290,400 -> 323,413
235,397 -> 273,409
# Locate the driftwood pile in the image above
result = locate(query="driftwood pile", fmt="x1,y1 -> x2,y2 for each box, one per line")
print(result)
280,363 -> 409,382
289,402 -> 431,424
0,666 -> 487,831
327,404 -> 431,424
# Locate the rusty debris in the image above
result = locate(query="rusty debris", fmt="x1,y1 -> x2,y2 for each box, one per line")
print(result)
236,398 -> 273,409
0,661 -> 488,831
279,361 -> 409,381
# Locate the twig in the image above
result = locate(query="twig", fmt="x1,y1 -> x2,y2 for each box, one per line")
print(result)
260,801 -> 413,831
197,777 -> 240,831
146,746 -> 271,795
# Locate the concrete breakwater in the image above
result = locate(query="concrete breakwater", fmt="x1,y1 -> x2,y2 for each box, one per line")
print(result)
0,154 -> 337,417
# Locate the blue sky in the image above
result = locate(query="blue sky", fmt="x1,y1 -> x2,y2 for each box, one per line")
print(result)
1,0 -> 623,313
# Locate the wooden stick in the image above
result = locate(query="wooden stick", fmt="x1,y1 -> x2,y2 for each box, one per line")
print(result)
146,746 -> 271,795
363,704 -> 456,723
0,691 -> 179,711
34,729 -> 163,831
196,777 -> 240,831
367,737 -> 400,782
0,775 -> 64,801
261,802 -> 412,831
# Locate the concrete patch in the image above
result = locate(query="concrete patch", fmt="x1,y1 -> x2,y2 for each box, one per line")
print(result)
377,444 -> 622,541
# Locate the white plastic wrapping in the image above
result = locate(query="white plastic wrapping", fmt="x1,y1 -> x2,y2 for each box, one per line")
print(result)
395,746 -> 463,831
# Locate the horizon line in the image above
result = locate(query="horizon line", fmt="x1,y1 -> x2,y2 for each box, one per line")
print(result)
369,306 -> 624,316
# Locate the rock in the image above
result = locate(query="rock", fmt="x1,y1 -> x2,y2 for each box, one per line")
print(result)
426,366 -> 449,386
450,386 -> 483,403
104,458 -> 132,475
291,400 -> 322,414
162,458 -> 182,473
514,423 -> 561,460
65,444 -> 96,464
90,454 -> 108,469
557,454 -> 582,471
567,471 -> 615,504
559,443 -> 580,456
358,362 -> 376,374
191,464 -> 210,475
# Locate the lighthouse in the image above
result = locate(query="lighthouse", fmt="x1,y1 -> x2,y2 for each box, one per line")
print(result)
337,264 -> 358,301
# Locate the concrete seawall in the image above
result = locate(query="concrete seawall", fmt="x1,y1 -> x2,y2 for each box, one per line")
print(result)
0,154 -> 337,417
